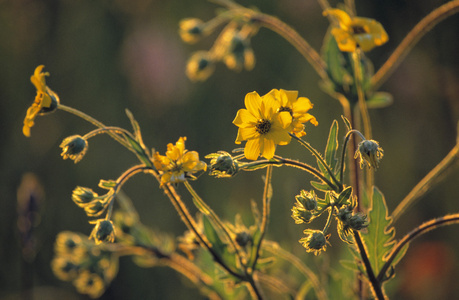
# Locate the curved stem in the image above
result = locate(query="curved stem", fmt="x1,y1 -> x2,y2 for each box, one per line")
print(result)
371,0 -> 459,90
262,240 -> 328,300
250,13 -> 328,81
184,181 -> 245,268
353,230 -> 385,300
83,126 -> 135,141
352,50 -> 372,140
392,144 -> 459,222
322,206 -> 335,234
340,130 -> 366,184
377,214 -> 459,282
291,134 -> 343,191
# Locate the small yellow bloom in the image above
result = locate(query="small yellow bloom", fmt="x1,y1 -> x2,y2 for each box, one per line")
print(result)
324,9 -> 388,52
74,270 -> 105,298
153,137 -> 207,186
233,91 -> 292,160
268,89 -> 318,137
179,18 -> 206,44
23,65 -> 60,137
186,51 -> 216,81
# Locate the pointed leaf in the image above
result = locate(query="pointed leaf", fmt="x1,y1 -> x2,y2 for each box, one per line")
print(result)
336,186 -> 353,206
366,92 -> 393,109
310,180 -> 332,192
341,115 -> 352,131
202,215 -> 226,255
362,187 -> 396,276
325,120 -> 339,172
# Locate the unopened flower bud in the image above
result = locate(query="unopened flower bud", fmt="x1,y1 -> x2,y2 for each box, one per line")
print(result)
206,151 -> 239,177
291,203 -> 315,224
355,139 -> 384,169
186,51 -> 215,81
295,190 -> 318,211
235,231 -> 252,247
90,219 -> 116,244
349,213 -> 368,231
72,186 -> 98,207
60,135 -> 88,163
299,230 -> 329,255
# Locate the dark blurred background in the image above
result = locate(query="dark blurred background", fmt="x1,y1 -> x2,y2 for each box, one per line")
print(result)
1,0 -> 458,299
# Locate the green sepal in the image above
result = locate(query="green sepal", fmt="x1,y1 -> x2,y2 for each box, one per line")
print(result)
366,92 -> 393,109
98,179 -> 116,190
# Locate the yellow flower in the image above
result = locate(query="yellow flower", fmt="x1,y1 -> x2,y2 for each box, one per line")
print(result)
23,65 -> 60,137
74,270 -> 105,298
186,51 -> 216,81
153,137 -> 207,186
233,91 -> 292,160
324,9 -> 388,52
179,18 -> 206,44
269,89 -> 318,137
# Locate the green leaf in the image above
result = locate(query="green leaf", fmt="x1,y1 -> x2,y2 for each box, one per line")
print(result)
321,31 -> 352,91
366,92 -> 393,109
340,260 -> 363,273
336,186 -> 353,206
341,115 -> 352,131
98,179 -> 116,190
247,227 -> 262,268
202,215 -> 226,255
310,180 -> 331,192
325,120 -> 339,173
362,187 -> 397,276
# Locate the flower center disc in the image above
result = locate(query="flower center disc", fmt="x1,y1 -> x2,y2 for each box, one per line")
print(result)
256,119 -> 271,134
352,25 -> 367,34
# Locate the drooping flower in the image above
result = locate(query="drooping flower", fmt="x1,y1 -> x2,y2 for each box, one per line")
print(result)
23,65 -> 60,137
324,9 -> 388,52
233,91 -> 292,160
60,135 -> 89,163
299,229 -> 330,255
354,139 -> 384,169
269,89 -> 318,137
89,219 -> 116,244
153,137 -> 207,186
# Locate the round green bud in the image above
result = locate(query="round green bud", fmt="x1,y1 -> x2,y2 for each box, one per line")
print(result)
90,219 -> 116,244
72,186 -> 98,207
60,135 -> 88,163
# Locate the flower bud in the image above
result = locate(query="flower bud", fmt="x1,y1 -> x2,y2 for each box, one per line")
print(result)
179,18 -> 206,44
235,231 -> 252,247
72,186 -> 98,207
60,135 -> 88,163
291,202 -> 315,224
295,190 -> 318,211
206,151 -> 239,178
186,51 -> 215,81
355,139 -> 384,169
299,229 -> 329,255
348,213 -> 368,231
90,219 -> 116,244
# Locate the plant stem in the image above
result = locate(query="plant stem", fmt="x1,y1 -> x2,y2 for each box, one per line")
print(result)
291,134 -> 343,191
83,126 -> 135,141
392,144 -> 459,222
340,129 -> 366,183
353,230 -> 385,300
250,13 -> 328,81
371,0 -> 459,90
377,214 -> 459,282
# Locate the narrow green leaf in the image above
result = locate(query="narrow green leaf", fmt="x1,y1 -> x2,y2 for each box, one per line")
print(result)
202,215 -> 225,254
98,179 -> 116,189
192,195 -> 211,216
325,120 -> 339,172
341,116 -> 352,131
310,180 -> 331,192
362,187 -> 396,276
247,227 -> 262,268
366,92 -> 393,109
336,186 -> 353,206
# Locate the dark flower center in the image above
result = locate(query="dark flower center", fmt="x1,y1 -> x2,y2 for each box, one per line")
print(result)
255,119 -> 271,134
351,25 -> 367,34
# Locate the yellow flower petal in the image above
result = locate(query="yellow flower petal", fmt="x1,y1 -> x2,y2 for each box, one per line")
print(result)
244,139 -> 261,160
244,91 -> 262,116
261,138 -> 276,159
233,109 -> 257,128
236,127 -> 259,143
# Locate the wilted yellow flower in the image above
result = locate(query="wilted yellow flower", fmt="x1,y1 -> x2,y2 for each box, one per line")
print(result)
60,135 -> 89,163
269,89 -> 318,137
89,219 -> 116,244
23,65 -> 60,137
324,9 -> 388,52
186,51 -> 216,81
233,91 -> 292,160
153,137 -> 207,186
74,270 -> 105,298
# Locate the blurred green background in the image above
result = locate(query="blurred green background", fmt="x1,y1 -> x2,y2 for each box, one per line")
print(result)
1,0 -> 458,299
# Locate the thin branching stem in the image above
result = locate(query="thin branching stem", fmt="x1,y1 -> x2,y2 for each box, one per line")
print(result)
377,214 -> 459,282
83,126 -> 135,141
371,0 -> 459,90
340,129 -> 366,183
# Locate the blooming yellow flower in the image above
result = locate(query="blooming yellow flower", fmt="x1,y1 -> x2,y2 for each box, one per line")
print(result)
233,91 -> 292,160
268,89 -> 318,137
324,9 -> 388,52
153,137 -> 207,186
23,65 -> 60,137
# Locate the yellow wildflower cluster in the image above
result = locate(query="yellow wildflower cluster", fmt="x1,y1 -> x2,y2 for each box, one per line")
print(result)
233,89 -> 317,160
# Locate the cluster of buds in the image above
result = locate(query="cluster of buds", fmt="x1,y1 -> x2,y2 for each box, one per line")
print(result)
179,13 -> 259,81
51,231 -> 118,298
